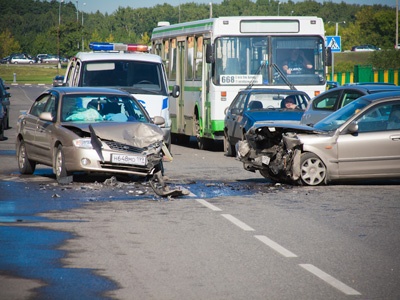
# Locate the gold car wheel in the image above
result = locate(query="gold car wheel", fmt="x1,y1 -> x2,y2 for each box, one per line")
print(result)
55,145 -> 72,184
300,152 -> 326,186
17,140 -> 36,174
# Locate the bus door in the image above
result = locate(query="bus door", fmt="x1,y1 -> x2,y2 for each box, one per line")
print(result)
177,38 -> 185,134
203,38 -> 211,137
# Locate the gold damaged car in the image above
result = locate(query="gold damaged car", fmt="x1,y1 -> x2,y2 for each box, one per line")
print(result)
16,87 -> 166,184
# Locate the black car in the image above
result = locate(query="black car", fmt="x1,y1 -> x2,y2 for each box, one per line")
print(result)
0,56 -> 10,64
53,75 -> 64,87
0,78 -> 11,130
351,44 -> 380,52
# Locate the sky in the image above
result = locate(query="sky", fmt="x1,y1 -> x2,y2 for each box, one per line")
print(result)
76,0 -> 396,14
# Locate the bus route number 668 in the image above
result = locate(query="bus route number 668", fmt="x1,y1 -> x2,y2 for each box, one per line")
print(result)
220,75 -> 235,84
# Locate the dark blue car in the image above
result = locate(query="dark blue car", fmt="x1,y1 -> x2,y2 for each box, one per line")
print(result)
224,88 -> 310,156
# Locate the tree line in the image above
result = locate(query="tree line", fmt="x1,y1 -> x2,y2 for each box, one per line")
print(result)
0,0 -> 397,62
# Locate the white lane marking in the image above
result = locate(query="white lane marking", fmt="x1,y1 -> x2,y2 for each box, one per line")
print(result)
196,199 -> 222,211
300,264 -> 361,296
254,235 -> 298,258
221,214 -> 255,231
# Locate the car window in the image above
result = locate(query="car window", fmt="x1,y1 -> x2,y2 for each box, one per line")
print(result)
312,90 -> 340,111
43,95 -> 57,119
356,103 -> 399,132
30,94 -> 51,117
61,95 -> 149,123
387,104 -> 400,130
230,93 -> 247,114
341,91 -> 363,108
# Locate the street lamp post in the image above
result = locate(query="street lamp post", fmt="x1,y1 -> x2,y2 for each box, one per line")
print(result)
328,21 -> 346,36
278,1 -> 281,16
327,21 -> 345,82
76,1 -> 79,22
81,2 -> 86,51
58,0 -> 64,71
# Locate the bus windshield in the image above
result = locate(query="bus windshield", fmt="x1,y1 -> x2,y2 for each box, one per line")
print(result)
213,36 -> 325,87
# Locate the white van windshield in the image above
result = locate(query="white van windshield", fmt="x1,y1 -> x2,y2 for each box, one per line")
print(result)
81,60 -> 168,96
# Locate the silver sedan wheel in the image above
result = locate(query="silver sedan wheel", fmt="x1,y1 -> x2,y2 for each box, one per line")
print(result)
300,152 -> 326,186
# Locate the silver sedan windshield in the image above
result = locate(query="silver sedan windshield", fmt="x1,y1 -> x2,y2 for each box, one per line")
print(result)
313,99 -> 370,131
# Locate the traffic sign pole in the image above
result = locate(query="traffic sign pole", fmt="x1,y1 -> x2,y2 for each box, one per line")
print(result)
326,36 -> 341,82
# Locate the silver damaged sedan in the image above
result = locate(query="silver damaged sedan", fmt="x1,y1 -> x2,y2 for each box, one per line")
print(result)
237,91 -> 400,185
16,87 -> 166,184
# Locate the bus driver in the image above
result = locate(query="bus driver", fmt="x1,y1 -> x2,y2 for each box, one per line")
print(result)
282,49 -> 313,75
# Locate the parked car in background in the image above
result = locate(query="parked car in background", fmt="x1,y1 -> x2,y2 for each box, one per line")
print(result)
224,88 -> 310,156
300,83 -> 400,126
351,44 -> 380,51
0,78 -> 11,129
53,75 -> 64,87
16,87 -> 167,184
9,53 -> 35,64
237,91 -> 400,185
40,54 -> 60,64
1,56 -> 10,64
35,53 -> 48,63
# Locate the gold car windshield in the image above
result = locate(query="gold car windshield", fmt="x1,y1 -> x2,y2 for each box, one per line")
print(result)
61,95 -> 148,123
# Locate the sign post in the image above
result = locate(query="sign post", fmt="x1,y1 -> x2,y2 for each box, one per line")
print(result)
326,36 -> 341,81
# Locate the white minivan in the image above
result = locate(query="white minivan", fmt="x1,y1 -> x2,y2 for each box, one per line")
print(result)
63,42 -> 179,149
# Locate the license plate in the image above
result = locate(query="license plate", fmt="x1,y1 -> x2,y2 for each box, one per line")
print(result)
111,154 -> 147,166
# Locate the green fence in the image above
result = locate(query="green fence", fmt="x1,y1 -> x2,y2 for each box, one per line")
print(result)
327,65 -> 400,86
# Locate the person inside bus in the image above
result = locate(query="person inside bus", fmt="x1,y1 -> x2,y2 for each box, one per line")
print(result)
282,49 -> 313,75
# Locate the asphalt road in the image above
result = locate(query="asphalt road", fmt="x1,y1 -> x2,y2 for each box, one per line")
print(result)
1,85 -> 400,300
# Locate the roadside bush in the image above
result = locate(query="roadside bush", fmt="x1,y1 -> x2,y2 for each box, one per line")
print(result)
369,50 -> 400,69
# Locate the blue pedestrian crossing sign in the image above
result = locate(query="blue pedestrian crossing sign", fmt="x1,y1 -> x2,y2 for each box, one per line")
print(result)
326,36 -> 341,53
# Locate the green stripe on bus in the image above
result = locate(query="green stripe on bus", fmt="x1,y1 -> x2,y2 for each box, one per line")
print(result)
153,21 -> 214,35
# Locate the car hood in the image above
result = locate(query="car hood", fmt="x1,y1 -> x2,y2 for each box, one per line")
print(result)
62,122 -> 164,148
250,121 -> 324,134
245,110 -> 304,123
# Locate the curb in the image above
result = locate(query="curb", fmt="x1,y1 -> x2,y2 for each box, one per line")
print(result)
10,83 -> 48,86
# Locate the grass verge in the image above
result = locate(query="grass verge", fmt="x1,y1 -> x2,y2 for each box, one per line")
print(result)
0,64 -> 67,84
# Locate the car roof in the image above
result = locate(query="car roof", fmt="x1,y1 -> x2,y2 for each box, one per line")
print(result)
239,88 -> 309,95
354,90 -> 400,103
48,86 -> 132,96
317,84 -> 400,95
73,51 -> 162,63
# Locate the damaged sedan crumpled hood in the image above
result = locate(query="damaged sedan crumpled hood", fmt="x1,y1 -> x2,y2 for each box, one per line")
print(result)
65,122 -> 165,148
238,121 -> 328,183
249,121 -> 323,135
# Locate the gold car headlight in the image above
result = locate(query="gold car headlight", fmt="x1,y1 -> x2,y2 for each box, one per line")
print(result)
72,138 -> 94,149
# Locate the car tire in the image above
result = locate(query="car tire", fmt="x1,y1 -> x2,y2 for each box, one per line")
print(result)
259,169 -> 280,182
17,140 -> 36,174
299,152 -> 326,186
0,120 -> 4,140
224,130 -> 235,157
55,145 -> 73,184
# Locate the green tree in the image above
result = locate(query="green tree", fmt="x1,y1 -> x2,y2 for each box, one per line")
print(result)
0,29 -> 21,58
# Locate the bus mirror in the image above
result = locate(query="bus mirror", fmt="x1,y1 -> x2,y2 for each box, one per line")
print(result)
206,44 -> 214,64
171,85 -> 180,98
326,47 -> 332,67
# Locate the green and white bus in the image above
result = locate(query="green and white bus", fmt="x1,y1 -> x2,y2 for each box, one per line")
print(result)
151,16 -> 327,149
